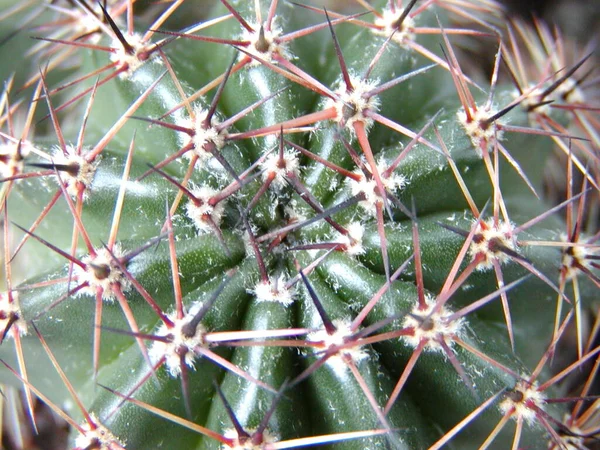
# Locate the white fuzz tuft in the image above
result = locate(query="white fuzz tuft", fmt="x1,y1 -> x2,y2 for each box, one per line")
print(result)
348,163 -> 406,215
560,436 -> 585,450
373,7 -> 416,47
222,428 -> 278,450
260,148 -> 300,190
337,222 -> 365,256
557,77 -> 585,104
149,309 -> 207,377
252,275 -> 294,306
521,78 -> 584,119
74,245 -> 130,301
560,234 -> 597,281
401,295 -> 464,352
557,78 -> 586,104
110,32 -> 159,79
185,186 -> 225,234
519,85 -> 551,116
469,219 -> 517,271
499,378 -> 546,425
556,416 -> 584,449
0,292 -> 27,338
74,414 -> 124,450
307,319 -> 369,374
0,141 -> 30,179
283,200 -> 307,224
324,76 -> 380,130
457,107 -> 504,156
239,19 -> 287,65
178,105 -> 226,164
51,145 -> 97,199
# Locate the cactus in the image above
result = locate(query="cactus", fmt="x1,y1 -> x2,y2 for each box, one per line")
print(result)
0,1 -> 599,449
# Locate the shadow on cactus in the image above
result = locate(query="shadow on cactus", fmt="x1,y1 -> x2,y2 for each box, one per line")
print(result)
0,0 -> 599,449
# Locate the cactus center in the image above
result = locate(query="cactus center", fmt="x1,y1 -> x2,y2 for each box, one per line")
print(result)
0,292 -> 27,338
74,414 -> 124,450
469,219 -> 517,271
457,107 -> 504,156
149,311 -> 207,377
76,246 -> 129,301
402,296 -> 464,352
499,379 -> 546,424
373,8 -> 416,47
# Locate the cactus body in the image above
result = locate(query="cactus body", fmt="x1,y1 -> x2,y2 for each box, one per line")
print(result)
0,1 -> 599,449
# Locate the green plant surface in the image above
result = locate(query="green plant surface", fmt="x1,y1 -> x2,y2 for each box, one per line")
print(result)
0,1 -> 599,449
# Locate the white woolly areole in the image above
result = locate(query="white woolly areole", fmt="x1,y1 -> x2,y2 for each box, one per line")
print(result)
401,295 -> 464,352
520,84 -> 551,116
0,141 -> 29,179
499,378 -> 546,425
556,77 -> 585,104
348,164 -> 406,215
0,292 -> 27,338
252,275 -> 294,306
239,19 -> 287,65
185,186 -> 225,234
457,107 -> 504,156
555,416 -> 584,449
556,432 -> 584,450
178,106 -> 226,162
74,414 -> 124,450
110,32 -> 158,79
469,219 -> 517,271
222,427 -> 278,450
260,148 -> 299,190
324,76 -> 380,130
74,245 -> 130,301
520,78 -> 585,117
560,234 -> 596,281
307,319 -> 369,374
149,311 -> 207,377
336,222 -> 365,256
283,200 -> 307,224
373,7 -> 416,47
51,145 -> 97,199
